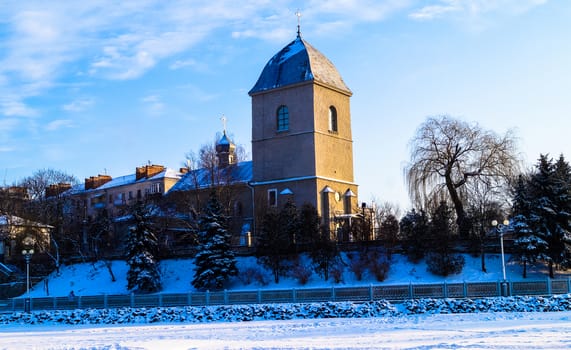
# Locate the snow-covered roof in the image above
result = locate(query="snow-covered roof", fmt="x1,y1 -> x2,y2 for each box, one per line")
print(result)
249,35 -> 351,95
64,168 -> 182,195
0,215 -> 53,229
168,161 -> 252,193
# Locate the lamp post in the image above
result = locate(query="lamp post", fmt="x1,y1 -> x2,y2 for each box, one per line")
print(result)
492,219 -> 509,296
21,236 -> 35,313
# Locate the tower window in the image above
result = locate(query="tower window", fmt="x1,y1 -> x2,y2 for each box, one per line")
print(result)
329,106 -> 338,132
277,105 -> 289,131
268,189 -> 278,207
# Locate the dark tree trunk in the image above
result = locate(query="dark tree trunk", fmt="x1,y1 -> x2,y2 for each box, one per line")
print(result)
480,245 -> 487,273
445,173 -> 470,237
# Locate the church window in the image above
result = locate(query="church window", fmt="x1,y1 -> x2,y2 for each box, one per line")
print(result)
277,105 -> 289,131
329,106 -> 338,132
268,189 -> 278,207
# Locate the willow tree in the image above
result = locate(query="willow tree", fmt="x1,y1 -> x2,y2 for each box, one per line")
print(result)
405,116 -> 519,237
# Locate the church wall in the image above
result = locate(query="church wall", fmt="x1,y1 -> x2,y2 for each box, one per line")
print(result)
312,84 -> 355,181
251,83 -> 317,182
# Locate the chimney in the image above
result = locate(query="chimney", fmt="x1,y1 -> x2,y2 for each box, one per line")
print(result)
46,183 -> 72,198
85,175 -> 112,190
136,164 -> 165,180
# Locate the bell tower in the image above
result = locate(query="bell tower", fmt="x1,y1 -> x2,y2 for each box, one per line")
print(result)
249,30 -> 358,232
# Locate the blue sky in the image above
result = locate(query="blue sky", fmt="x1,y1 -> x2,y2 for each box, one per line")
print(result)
1,0 -> 570,210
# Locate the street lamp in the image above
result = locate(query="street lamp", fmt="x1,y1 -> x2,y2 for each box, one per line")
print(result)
21,236 -> 35,313
492,219 -> 509,296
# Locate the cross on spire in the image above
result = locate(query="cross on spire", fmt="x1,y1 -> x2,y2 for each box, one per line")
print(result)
295,9 -> 302,37
221,114 -> 227,133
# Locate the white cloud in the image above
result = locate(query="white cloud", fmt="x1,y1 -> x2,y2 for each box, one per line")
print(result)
45,119 -> 74,131
141,95 -> 165,115
63,98 -> 95,113
409,0 -> 549,21
0,118 -> 19,132
0,99 -> 37,117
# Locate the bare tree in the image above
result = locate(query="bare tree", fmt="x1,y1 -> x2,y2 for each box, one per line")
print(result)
370,198 -> 401,239
18,168 -> 77,200
405,115 -> 519,237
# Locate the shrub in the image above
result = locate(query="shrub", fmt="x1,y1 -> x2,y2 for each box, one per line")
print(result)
291,264 -> 312,285
426,253 -> 465,276
349,255 -> 367,281
330,261 -> 344,284
365,249 -> 390,282
238,267 -> 269,286
370,259 -> 390,282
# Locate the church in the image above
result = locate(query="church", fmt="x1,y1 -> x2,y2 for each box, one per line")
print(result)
169,27 -> 360,244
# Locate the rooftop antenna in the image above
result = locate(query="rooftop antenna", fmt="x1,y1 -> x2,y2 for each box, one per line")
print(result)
220,114 -> 227,134
295,9 -> 302,37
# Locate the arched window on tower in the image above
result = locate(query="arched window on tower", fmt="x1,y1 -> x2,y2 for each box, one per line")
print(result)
277,105 -> 289,131
329,106 -> 338,132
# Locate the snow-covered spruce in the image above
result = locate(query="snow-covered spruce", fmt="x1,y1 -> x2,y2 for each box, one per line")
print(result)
3,295 -> 571,325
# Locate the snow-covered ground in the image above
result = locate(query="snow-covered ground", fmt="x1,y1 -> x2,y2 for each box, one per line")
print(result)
27,253 -> 566,298
2,311 -> 571,349
4,254 -> 570,349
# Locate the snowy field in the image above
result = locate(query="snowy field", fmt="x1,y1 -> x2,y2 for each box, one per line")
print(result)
6,254 -> 570,349
25,254 -> 568,298
2,311 -> 571,349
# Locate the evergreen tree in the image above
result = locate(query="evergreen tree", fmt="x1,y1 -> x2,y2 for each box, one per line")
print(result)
426,202 -> 465,276
511,175 -> 548,278
192,191 -> 238,291
526,154 -> 571,277
125,203 -> 161,293
399,209 -> 429,263
256,201 -> 298,283
380,214 -> 400,259
298,202 -> 320,248
281,200 -> 300,246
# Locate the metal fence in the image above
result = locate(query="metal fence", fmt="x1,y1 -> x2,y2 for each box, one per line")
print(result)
2,278 -> 570,313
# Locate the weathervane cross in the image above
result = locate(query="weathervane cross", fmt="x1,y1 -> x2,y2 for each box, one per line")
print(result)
221,114 -> 227,133
295,9 -> 302,36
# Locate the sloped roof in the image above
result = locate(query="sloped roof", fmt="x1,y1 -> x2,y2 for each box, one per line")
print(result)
0,215 -> 53,229
249,35 -> 351,95
64,168 -> 182,195
168,161 -> 252,192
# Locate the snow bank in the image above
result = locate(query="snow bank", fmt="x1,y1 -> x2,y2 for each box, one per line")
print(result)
3,294 -> 571,326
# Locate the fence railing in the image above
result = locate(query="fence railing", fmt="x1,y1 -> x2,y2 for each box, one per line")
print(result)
2,278 -> 570,313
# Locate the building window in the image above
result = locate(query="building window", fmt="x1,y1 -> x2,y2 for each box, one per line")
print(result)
149,183 -> 161,194
137,189 -> 142,199
329,106 -> 338,132
108,194 -> 113,204
268,189 -> 278,207
128,191 -> 133,200
277,105 -> 289,132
